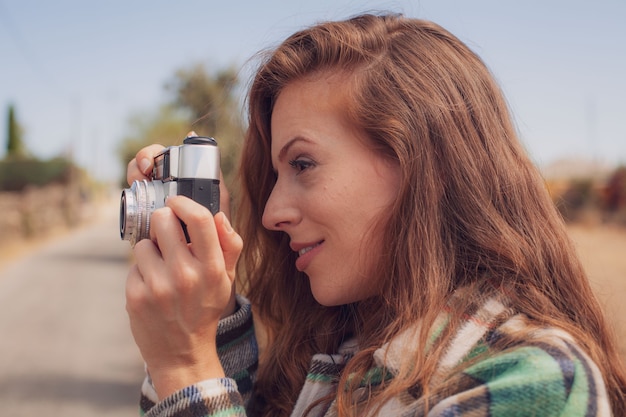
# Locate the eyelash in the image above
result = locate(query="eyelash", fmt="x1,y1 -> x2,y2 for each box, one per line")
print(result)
288,158 -> 314,173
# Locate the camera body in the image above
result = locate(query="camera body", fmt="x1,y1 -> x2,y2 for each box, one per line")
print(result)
120,136 -> 220,246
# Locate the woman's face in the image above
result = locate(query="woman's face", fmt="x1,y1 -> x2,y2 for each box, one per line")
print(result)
262,74 -> 401,306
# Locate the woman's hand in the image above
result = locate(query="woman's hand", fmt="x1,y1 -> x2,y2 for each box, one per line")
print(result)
124,139 -> 242,398
126,143 -> 165,185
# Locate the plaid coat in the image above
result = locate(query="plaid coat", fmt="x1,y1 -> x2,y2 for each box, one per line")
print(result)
139,295 -> 611,416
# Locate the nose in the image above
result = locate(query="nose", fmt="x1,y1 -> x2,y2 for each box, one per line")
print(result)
262,181 -> 301,231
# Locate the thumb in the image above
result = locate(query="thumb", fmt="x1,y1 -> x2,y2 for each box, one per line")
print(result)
215,212 -> 243,281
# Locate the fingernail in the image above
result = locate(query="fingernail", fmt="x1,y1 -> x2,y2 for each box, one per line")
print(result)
139,158 -> 151,175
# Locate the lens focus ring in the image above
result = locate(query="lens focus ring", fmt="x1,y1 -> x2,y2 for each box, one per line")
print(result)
120,180 -> 154,246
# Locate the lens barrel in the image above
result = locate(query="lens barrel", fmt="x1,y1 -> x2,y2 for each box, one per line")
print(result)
119,180 -> 157,246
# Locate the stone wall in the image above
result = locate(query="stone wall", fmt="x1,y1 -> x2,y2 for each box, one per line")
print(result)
0,184 -> 86,247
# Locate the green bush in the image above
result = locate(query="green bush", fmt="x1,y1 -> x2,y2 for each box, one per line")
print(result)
0,157 -> 74,191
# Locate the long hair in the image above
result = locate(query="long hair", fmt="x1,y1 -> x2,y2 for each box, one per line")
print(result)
236,13 -> 626,416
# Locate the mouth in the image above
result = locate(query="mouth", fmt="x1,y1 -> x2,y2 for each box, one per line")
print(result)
298,241 -> 323,257
291,240 -> 324,272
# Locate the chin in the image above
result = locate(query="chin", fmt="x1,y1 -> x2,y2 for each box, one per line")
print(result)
307,270 -> 373,306
309,285 -> 346,307
313,296 -> 345,307
310,286 -> 362,307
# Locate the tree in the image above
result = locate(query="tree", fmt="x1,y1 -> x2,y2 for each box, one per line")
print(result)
6,104 -> 27,158
164,63 -> 244,182
118,63 -> 245,187
117,104 -> 189,185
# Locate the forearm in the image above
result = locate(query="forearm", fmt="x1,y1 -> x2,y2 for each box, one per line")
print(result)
140,295 -> 258,416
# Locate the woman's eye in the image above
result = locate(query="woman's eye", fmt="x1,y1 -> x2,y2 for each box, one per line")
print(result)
289,159 -> 314,173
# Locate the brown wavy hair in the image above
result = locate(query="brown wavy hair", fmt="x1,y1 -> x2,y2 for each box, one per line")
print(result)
235,13 -> 626,416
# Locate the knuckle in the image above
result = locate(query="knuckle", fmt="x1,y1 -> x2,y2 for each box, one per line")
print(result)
125,287 -> 139,307
139,146 -> 158,159
125,295 -> 143,316
134,238 -> 155,255
233,233 -> 244,252
150,279 -> 173,302
125,272 -> 146,312
169,262 -> 199,294
151,207 -> 173,223
226,236 -> 244,261
189,209 -> 213,229
174,275 -> 197,294
203,258 -> 226,278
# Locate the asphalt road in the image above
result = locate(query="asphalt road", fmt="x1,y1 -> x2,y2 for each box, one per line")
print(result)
0,201 -> 145,416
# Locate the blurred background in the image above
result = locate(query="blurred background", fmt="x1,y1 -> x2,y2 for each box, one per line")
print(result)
0,0 -> 624,415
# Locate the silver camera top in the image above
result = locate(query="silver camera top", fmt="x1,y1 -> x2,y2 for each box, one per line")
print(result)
120,135 -> 221,246
153,136 -> 220,181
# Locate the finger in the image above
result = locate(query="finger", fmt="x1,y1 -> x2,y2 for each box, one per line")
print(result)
127,144 -> 166,185
165,196 -> 222,265
132,238 -> 166,287
135,144 -> 166,175
214,212 -> 243,279
127,158 -> 149,186
125,263 -> 145,309
148,206 -> 192,264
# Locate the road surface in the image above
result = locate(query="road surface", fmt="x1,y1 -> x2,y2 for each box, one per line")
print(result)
0,201 -> 145,416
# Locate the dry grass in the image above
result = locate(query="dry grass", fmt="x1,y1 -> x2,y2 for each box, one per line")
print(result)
567,224 -> 626,363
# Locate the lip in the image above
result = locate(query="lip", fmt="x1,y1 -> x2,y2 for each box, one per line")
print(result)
291,240 -> 324,271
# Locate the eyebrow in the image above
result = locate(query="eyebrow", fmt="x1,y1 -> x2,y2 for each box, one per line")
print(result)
277,136 -> 313,163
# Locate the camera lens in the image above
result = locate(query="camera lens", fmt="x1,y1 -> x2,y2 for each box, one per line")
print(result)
120,192 -> 127,238
119,180 -> 156,246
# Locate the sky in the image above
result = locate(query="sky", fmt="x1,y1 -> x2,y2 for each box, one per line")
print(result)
1,0 -> 625,182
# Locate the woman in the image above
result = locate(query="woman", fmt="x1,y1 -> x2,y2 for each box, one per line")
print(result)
125,13 -> 626,416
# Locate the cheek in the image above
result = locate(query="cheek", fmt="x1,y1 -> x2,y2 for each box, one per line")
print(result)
345,183 -> 396,268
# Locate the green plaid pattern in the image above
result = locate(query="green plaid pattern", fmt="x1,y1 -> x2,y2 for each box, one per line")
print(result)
138,296 -> 611,416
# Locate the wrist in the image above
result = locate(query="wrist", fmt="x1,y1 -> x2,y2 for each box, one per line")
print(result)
149,347 -> 225,399
220,286 -> 238,319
